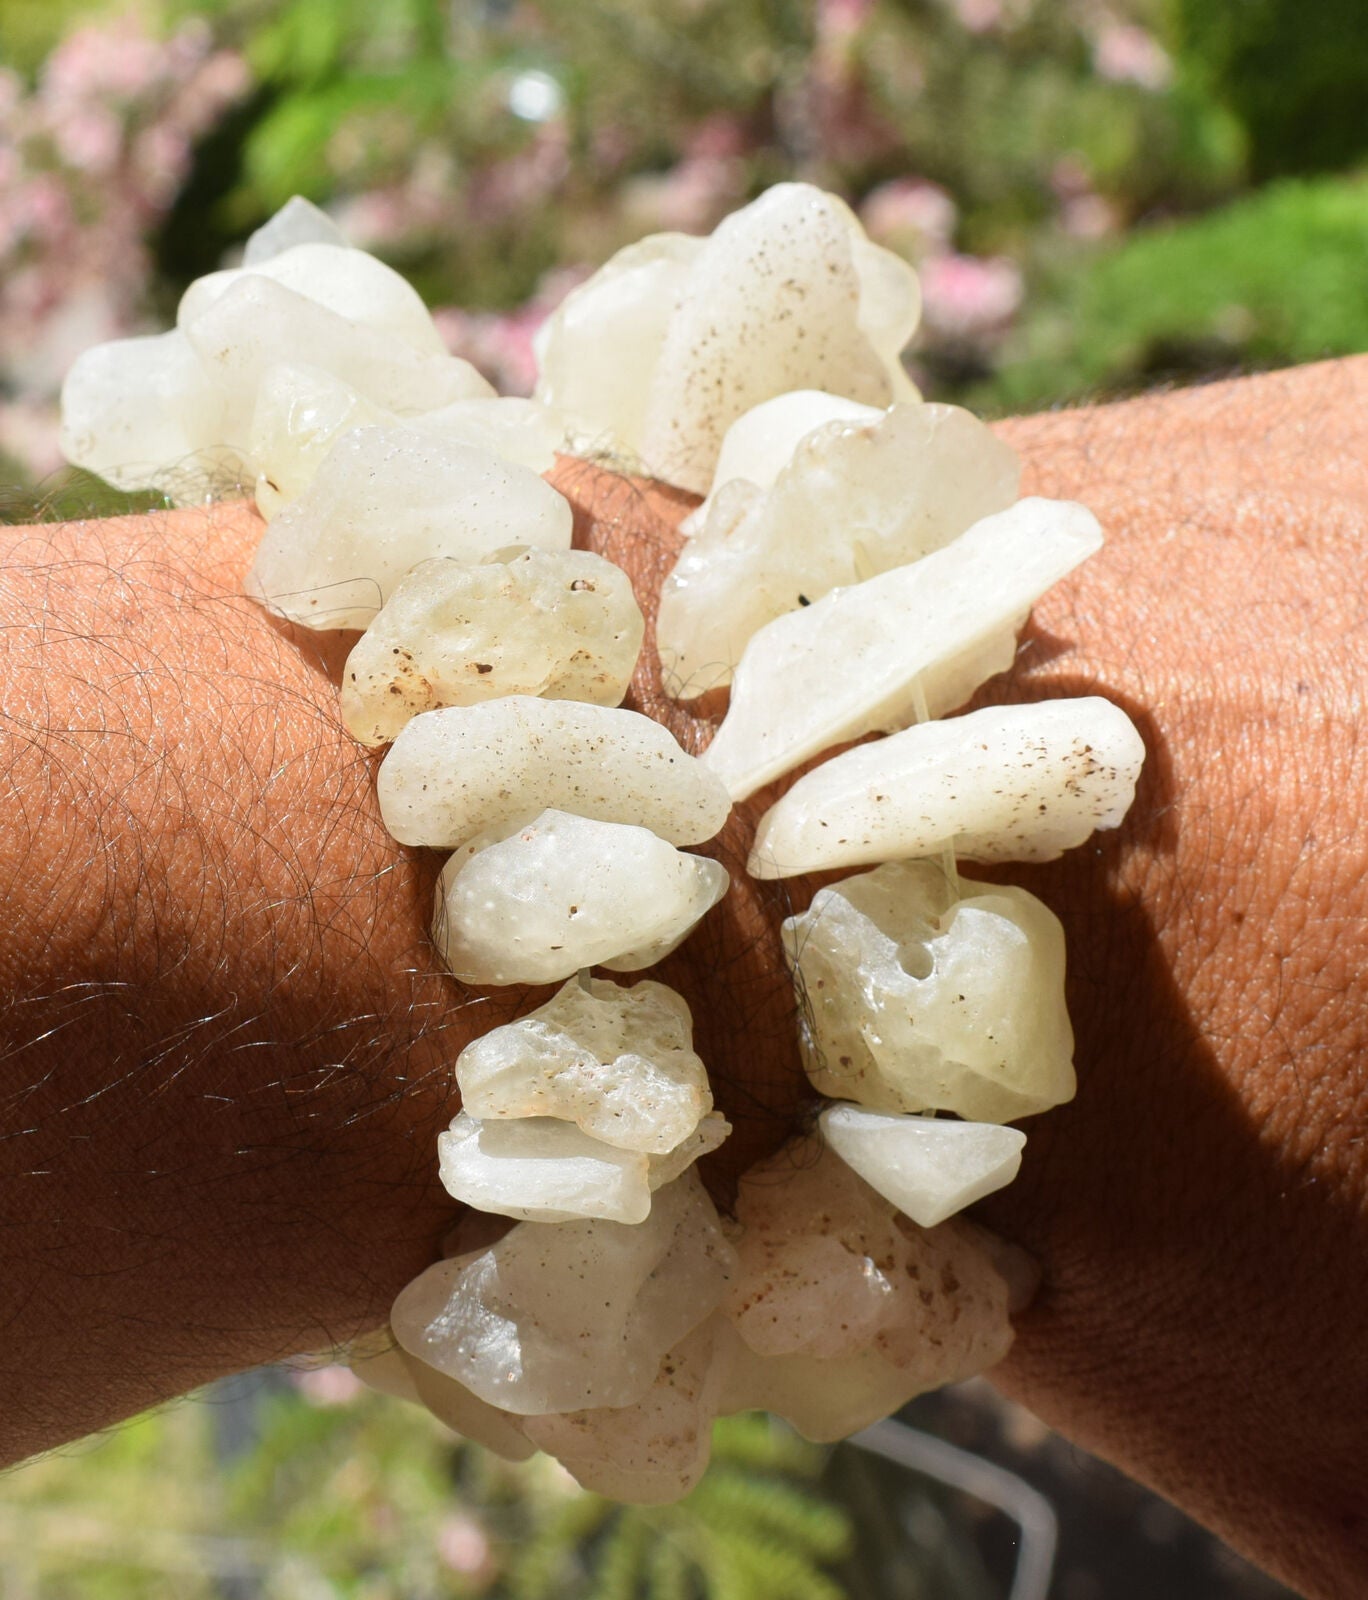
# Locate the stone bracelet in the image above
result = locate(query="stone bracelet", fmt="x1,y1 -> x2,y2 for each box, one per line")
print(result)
60,182 -> 1144,1502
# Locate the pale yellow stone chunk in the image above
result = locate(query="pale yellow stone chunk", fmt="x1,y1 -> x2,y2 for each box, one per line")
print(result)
750,696 -> 1145,878
59,329 -> 240,499
456,976 -> 711,1154
819,1104 -> 1025,1227
389,1170 -> 736,1415
250,363 -> 571,519
378,698 -> 728,848
785,860 -> 1075,1122
341,551 -> 644,747
721,1142 -> 1012,1422
523,1318 -> 727,1502
436,1110 -> 729,1225
433,810 -> 729,986
178,240 -> 448,356
681,389 -> 883,536
659,401 -> 1022,694
183,275 -> 491,448
247,426 -> 572,630
242,196 -> 347,264
702,497 -> 1103,801
533,184 -> 917,491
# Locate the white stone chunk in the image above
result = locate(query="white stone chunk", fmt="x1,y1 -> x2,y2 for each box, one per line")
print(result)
379,699 -> 728,848
243,195 -> 349,265
680,389 -> 883,536
524,1318 -> 727,1502
715,1321 -> 920,1444
750,697 -> 1146,878
785,859 -> 1075,1122
390,1170 -> 736,1415
251,367 -> 570,520
58,329 -> 238,499
438,1113 -> 657,1224
659,402 -> 1022,694
819,1104 -> 1026,1227
247,427 -> 572,630
433,810 -> 729,986
722,1142 -> 1012,1405
436,1110 -> 728,1224
402,1352 -> 535,1461
701,497 -> 1103,801
342,552 -> 644,747
411,397 -> 570,475
534,233 -> 702,458
179,241 -> 447,355
248,363 -> 389,518
639,185 -> 909,493
456,975 -> 711,1154
183,276 -> 491,451
533,185 -> 917,491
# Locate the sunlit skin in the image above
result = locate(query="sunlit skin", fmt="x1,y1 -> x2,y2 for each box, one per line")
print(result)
2,358 -> 1366,1598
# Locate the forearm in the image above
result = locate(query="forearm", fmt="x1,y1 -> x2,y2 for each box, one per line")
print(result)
2,363 -> 1366,1597
0,505 -> 466,1455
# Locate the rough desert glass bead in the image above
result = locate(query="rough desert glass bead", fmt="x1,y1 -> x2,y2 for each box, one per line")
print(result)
341,551 -> 644,746
784,859 -> 1075,1123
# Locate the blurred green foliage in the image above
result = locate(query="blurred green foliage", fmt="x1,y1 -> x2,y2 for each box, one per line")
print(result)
1169,0 -> 1368,179
980,173 -> 1368,414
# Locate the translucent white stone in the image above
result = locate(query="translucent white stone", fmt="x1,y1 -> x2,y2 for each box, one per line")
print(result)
819,1104 -> 1026,1227
437,1110 -> 728,1224
411,397 -> 570,475
397,1353 -> 535,1460
524,1318 -> 727,1502
750,696 -> 1146,878
433,810 -> 729,986
178,241 -> 447,355
348,1329 -> 421,1403
722,1142 -> 1012,1394
680,389 -> 883,536
702,497 -> 1103,801
438,1114 -> 646,1224
639,186 -> 912,493
456,975 -> 711,1153
183,276 -> 491,450
715,1321 -> 920,1443
533,184 -> 918,491
379,699 -> 729,848
785,860 -> 1075,1122
249,363 -> 387,519
659,402 -> 1022,694
58,329 -> 238,498
251,365 -> 571,520
342,552 -> 644,747
243,195 -> 348,265
247,427 -> 572,630
390,1170 -> 737,1415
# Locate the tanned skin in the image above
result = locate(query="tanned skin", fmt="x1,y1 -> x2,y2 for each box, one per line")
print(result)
2,358 -> 1366,1598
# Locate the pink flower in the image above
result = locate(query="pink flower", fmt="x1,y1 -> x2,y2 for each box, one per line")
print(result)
860,177 -> 957,260
1093,23 -> 1173,91
291,1364 -> 364,1407
436,1512 -> 495,1582
919,251 -> 1023,340
951,0 -> 1003,34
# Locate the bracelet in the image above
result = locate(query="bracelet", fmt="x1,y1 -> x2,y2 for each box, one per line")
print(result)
60,182 -> 1143,1502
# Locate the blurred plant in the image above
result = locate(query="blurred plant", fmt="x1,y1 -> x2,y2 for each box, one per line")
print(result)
0,9 -> 249,483
1169,0 -> 1368,180
976,173 -> 1368,416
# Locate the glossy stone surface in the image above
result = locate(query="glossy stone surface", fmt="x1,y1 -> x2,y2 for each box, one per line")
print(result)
342,550 -> 644,746
379,699 -> 728,848
750,696 -> 1145,877
433,810 -> 729,985
701,496 -> 1103,800
784,860 -> 1075,1122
